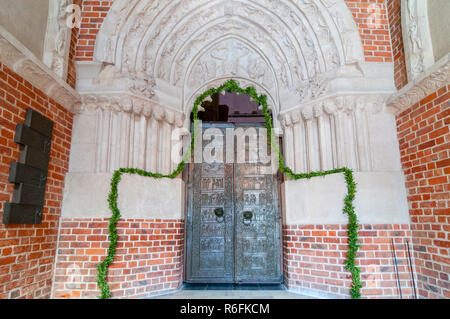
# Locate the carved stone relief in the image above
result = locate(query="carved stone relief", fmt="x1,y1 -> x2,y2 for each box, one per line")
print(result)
401,0 -> 436,81
72,1 -> 403,176
91,0 -> 365,113
279,94 -> 389,172
387,54 -> 450,113
75,93 -> 185,174
43,0 -> 72,79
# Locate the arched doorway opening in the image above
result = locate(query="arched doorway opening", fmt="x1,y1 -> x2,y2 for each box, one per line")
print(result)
184,90 -> 283,284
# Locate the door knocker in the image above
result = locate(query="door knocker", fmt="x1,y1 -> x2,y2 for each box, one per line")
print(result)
214,207 -> 224,223
243,211 -> 253,225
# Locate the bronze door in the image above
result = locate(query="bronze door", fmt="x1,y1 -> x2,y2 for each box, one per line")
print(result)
186,123 -> 282,283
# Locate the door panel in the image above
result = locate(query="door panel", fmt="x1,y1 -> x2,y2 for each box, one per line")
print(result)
234,124 -> 281,283
187,124 -> 234,282
186,123 -> 281,283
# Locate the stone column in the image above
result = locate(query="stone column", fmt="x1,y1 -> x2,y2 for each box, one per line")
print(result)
119,99 -> 133,169
170,114 -> 186,172
150,106 -> 165,173
143,103 -> 153,171
108,107 -> 121,172
291,110 -> 306,173
335,97 -> 346,169
281,113 -> 295,169
302,105 -> 316,172
354,99 -> 372,171
343,98 -> 358,170
324,99 -> 338,169
96,103 -> 112,173
161,110 -> 175,175
132,100 -> 146,169
314,102 -> 332,171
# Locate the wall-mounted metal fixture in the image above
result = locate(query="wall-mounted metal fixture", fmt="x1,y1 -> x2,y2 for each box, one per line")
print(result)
3,109 -> 53,224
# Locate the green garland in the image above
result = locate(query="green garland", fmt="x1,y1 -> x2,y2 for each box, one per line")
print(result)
97,79 -> 362,299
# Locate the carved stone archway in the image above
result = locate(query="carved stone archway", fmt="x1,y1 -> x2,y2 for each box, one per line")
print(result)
91,0 -> 365,116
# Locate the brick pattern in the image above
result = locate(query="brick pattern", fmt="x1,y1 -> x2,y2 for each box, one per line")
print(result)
345,0 -> 393,62
52,218 -> 184,298
396,85 -> 450,299
283,224 -> 416,299
76,0 -> 113,61
386,0 -> 408,89
74,1 -> 392,63
0,63 -> 73,299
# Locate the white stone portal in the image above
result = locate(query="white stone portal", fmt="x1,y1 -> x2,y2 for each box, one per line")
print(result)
92,0 -> 365,111
63,0 -> 408,224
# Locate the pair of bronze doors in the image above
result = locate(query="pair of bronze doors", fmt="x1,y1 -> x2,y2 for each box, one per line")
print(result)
185,123 -> 282,284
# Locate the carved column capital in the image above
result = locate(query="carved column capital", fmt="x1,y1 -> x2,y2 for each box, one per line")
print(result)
121,96 -> 133,112
175,114 -> 186,128
132,99 -> 145,115
323,99 -> 337,115
301,105 -> 314,121
153,105 -> 166,121
279,113 -> 292,128
335,96 -> 345,111
291,110 -> 301,124
165,110 -> 175,125
142,103 -> 153,117
313,102 -> 323,118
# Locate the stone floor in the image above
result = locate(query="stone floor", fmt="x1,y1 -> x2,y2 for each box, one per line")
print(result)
151,284 -> 317,299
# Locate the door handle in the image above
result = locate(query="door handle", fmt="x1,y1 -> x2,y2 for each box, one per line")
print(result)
243,211 -> 253,225
214,207 -> 224,223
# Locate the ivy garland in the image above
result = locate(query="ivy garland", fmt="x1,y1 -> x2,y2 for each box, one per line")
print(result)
97,79 -> 362,299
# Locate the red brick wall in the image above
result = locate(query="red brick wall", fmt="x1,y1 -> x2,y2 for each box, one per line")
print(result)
52,218 -> 184,298
386,0 -> 408,89
283,224 -> 416,299
0,63 -> 73,298
344,0 -> 393,63
76,0 -> 113,61
74,0 -> 393,63
396,85 -> 450,299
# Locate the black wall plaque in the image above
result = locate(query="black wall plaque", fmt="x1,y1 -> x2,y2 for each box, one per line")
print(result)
24,108 -> 53,137
12,184 -> 46,206
8,162 -> 47,187
14,124 -> 51,152
2,109 -> 53,224
3,203 -> 42,224
19,145 -> 50,171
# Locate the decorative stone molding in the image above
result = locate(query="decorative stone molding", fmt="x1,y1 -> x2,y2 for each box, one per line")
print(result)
71,92 -> 186,175
279,93 -> 390,172
387,53 -> 450,113
283,94 -> 388,117
43,0 -> 73,80
297,73 -> 330,103
128,72 -> 156,100
92,0 -> 365,111
77,92 -> 184,126
401,0 -> 435,82
0,26 -> 80,112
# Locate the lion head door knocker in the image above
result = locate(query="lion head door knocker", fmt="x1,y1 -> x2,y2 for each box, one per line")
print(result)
242,210 -> 253,225
214,207 -> 224,223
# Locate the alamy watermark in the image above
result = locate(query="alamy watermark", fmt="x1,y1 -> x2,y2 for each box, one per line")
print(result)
64,4 -> 82,29
171,120 -> 282,174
